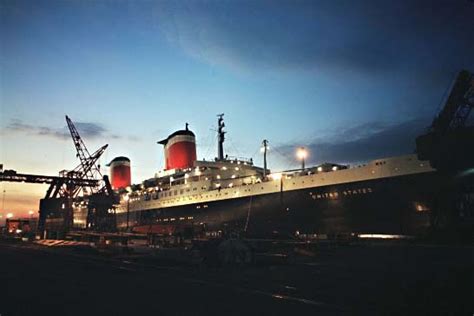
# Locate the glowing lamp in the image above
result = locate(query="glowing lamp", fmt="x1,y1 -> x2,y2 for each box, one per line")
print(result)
296,147 -> 308,170
270,173 -> 282,181
296,147 -> 308,160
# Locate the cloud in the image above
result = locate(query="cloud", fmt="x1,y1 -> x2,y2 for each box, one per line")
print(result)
152,0 -> 474,75
274,118 -> 430,165
71,122 -> 107,139
5,119 -> 109,140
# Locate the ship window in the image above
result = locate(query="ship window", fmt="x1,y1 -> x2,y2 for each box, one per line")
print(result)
174,191 -> 177,196
193,188 -> 197,191
180,189 -> 184,194
186,189 -> 190,192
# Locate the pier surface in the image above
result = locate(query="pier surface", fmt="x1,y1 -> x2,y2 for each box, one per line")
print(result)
1,240 -> 472,315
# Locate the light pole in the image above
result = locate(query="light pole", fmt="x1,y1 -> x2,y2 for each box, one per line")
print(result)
124,194 -> 130,231
296,147 -> 308,170
2,189 -> 5,214
261,139 -> 269,178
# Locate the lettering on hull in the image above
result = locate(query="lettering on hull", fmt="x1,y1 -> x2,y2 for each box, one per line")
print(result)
310,187 -> 373,200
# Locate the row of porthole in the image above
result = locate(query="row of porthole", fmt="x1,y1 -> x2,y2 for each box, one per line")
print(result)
160,185 -> 242,202
159,193 -> 209,204
375,160 -> 422,169
159,186 -> 205,198
157,216 -> 194,222
163,189 -> 244,205
152,183 -> 286,206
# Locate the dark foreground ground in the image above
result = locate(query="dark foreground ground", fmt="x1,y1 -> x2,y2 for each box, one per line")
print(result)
0,240 -> 472,316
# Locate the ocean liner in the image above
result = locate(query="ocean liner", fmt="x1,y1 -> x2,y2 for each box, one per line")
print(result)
69,71 -> 473,239
97,115 -> 438,238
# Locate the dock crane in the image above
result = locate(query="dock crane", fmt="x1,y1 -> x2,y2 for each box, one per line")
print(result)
37,116 -> 117,237
58,115 -> 109,197
416,70 -> 474,171
416,70 -> 474,237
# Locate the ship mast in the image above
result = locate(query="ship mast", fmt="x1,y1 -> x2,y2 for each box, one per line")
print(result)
217,114 -> 226,160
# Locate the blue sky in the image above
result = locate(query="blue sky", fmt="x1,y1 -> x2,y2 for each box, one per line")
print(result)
1,0 -> 473,215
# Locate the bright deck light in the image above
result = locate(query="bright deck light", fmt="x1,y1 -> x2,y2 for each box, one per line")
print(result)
296,147 -> 308,170
296,147 -> 307,160
270,173 -> 282,181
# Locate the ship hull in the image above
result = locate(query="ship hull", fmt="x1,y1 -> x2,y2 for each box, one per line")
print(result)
116,171 -> 451,238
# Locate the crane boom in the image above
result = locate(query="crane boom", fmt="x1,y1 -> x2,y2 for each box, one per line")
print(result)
0,170 -> 99,186
431,70 -> 474,134
65,115 -> 103,180
416,70 -> 474,171
64,115 -> 108,197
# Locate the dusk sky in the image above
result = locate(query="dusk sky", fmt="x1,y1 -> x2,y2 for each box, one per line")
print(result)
1,0 -> 473,218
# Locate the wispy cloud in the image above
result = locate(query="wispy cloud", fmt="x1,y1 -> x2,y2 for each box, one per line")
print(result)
152,0 -> 474,76
5,119 -> 113,140
274,118 -> 430,165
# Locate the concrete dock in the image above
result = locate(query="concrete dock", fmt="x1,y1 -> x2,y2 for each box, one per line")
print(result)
1,239 -> 472,315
